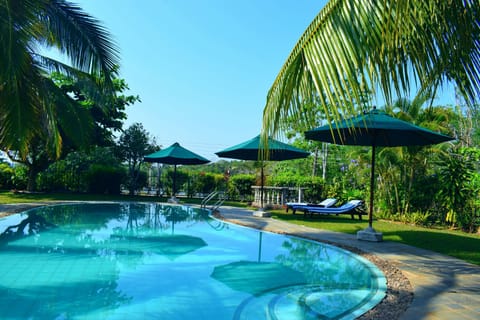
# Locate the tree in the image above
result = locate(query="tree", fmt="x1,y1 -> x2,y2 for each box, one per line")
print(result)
262,1 -> 479,139
2,70 -> 137,191
438,147 -> 480,231
37,146 -> 124,193
0,0 -> 119,157
116,123 -> 158,195
51,70 -> 140,148
4,137 -> 53,191
377,96 -> 455,216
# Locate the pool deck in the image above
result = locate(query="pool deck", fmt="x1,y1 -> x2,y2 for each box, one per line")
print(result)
216,206 -> 480,320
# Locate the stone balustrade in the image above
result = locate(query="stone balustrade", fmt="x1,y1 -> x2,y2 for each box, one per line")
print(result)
251,186 -> 306,208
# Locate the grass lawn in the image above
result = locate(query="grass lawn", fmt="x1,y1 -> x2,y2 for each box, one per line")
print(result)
0,190 -> 478,265
269,209 -> 480,266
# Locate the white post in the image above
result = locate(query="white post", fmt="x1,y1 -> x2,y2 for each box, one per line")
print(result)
298,187 -> 303,203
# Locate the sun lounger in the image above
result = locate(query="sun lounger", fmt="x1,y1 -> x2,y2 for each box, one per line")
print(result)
287,198 -> 338,213
296,200 -> 367,220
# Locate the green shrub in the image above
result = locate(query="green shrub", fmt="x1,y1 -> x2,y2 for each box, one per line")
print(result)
0,163 -> 15,189
37,147 -> 123,193
229,174 -> 255,201
191,172 -> 216,195
12,165 -> 28,190
85,164 -> 125,194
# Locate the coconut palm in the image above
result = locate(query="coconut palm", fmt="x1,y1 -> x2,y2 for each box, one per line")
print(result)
0,0 -> 119,157
262,0 -> 479,138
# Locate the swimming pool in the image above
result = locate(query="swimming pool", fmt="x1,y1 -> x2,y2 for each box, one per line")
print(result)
0,203 -> 386,319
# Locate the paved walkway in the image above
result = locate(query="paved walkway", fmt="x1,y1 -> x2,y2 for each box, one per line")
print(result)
216,206 -> 480,320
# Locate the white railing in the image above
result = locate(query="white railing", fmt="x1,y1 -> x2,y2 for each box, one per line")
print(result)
251,186 -> 306,208
201,191 -> 227,211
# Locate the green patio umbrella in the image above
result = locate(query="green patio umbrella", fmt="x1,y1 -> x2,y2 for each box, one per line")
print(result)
211,230 -> 306,296
305,108 -> 454,240
144,142 -> 210,199
111,234 -> 207,260
211,260 -> 306,297
215,135 -> 309,211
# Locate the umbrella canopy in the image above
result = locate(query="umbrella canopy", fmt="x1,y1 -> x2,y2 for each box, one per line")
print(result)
215,135 -> 309,209
305,109 -> 453,147
305,108 -> 454,235
111,234 -> 207,260
215,134 -> 310,161
144,142 -> 210,165
144,142 -> 210,197
211,260 -> 306,296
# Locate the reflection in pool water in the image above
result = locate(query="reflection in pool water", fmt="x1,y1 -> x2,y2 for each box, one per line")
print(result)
0,203 -> 386,319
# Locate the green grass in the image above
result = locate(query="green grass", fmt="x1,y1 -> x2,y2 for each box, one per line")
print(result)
0,191 -> 478,265
0,191 -> 166,203
269,209 -> 480,266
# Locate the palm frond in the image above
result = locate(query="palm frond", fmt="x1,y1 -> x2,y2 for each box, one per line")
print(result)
0,0 -> 119,157
38,54 -> 112,106
38,0 -> 120,79
263,0 -> 480,139
0,60 -> 43,156
43,78 -> 93,154
0,2 -> 43,156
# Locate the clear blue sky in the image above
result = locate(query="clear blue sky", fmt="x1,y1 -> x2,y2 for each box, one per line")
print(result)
74,1 -> 456,161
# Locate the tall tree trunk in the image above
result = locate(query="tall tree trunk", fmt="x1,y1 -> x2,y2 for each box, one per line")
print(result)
312,146 -> 318,177
27,166 -> 38,192
128,160 -> 139,195
322,143 -> 328,180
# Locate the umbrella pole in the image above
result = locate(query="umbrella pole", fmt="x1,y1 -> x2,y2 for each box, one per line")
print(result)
357,136 -> 383,242
260,163 -> 264,209
173,164 -> 177,197
357,135 -> 382,242
369,143 -> 376,229
257,232 -> 263,262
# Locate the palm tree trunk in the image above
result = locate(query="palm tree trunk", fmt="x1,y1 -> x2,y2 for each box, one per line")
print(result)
27,167 -> 38,192
312,146 -> 318,177
322,143 -> 328,180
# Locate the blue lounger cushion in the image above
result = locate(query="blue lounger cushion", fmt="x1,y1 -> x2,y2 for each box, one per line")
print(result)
297,200 -> 367,220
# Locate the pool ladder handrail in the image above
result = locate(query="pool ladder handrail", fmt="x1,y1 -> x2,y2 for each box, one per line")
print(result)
201,191 -> 226,211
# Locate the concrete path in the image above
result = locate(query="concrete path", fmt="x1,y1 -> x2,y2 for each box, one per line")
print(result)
216,206 -> 480,320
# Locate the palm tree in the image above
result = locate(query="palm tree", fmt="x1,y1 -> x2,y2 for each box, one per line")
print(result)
0,0 -> 119,157
262,0 -> 479,138
376,101 -> 454,216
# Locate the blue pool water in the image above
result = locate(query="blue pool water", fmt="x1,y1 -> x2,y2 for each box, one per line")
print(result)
0,203 -> 386,319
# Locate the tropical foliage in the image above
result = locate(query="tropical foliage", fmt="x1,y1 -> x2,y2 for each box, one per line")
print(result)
437,147 -> 480,231
262,0 -> 479,138
259,0 -> 479,232
36,146 -> 125,193
0,0 -> 119,157
2,71 -> 138,191
115,123 -> 158,195
51,69 -> 140,148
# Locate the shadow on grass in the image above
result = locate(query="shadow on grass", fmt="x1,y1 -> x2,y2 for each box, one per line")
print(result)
270,210 -> 369,234
382,229 -> 480,266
